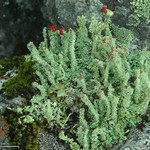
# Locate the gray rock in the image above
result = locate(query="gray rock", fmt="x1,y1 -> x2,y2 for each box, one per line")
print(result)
0,0 -> 45,58
112,124 -> 150,150
55,0 -> 102,28
41,0 -> 57,25
112,105 -> 150,150
0,95 -> 26,114
38,130 -> 67,150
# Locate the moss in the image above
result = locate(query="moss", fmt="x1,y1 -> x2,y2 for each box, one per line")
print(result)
3,109 -> 24,146
2,60 -> 36,99
3,109 -> 41,150
21,122 -> 40,150
0,58 -> 12,76
0,55 -> 25,76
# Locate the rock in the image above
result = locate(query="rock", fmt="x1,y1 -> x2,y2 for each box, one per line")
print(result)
0,0 -> 45,58
0,95 -> 26,114
55,0 -> 103,28
112,124 -> 150,150
38,130 -> 68,150
112,105 -> 150,150
40,0 -> 57,25
41,0 -> 103,29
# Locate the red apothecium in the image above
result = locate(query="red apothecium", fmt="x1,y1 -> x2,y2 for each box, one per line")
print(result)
102,6 -> 108,13
48,25 -> 57,31
59,28 -> 65,35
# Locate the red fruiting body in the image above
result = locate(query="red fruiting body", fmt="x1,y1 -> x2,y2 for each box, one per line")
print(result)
59,28 -> 65,35
102,6 -> 108,13
48,25 -> 57,31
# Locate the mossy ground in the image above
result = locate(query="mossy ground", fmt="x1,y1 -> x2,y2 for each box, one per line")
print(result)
3,109 -> 42,150
0,55 -> 36,99
0,56 -> 40,149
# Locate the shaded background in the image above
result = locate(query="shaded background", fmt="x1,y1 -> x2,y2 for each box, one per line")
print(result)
0,0 -> 149,59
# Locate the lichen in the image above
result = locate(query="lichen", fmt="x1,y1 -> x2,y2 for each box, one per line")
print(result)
12,10 -> 150,150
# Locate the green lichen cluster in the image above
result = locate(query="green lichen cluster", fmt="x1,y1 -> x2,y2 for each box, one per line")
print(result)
14,13 -> 150,149
129,0 -> 150,26
110,23 -> 133,48
1,57 -> 36,99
